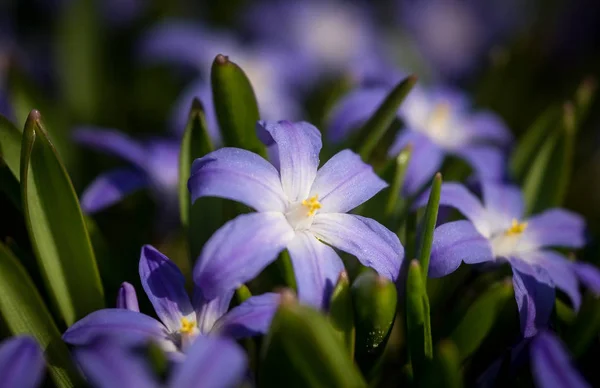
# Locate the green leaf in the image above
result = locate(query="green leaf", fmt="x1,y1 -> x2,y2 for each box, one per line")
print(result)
0,114 -> 22,179
417,173 -> 442,284
566,292 -> 600,357
328,271 -> 355,357
384,144 -> 412,227
179,98 -> 214,228
450,280 -> 513,361
405,260 -> 433,378
352,270 -> 397,372
358,75 -> 417,160
522,104 -> 575,214
260,292 -> 366,388
421,340 -> 464,388
0,242 -> 83,387
20,110 -> 104,326
211,54 -> 265,157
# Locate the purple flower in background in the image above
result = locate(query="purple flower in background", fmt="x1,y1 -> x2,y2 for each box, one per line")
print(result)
138,22 -> 301,139
396,0 -> 533,80
531,330 -> 591,388
64,245 -> 279,356
417,182 -> 600,337
189,120 -> 403,308
241,0 -> 384,83
74,334 -> 246,388
329,85 -> 511,195
0,336 -> 45,388
74,127 -> 181,229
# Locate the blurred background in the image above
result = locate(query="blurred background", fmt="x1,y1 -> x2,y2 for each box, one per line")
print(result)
1,0 -> 600,383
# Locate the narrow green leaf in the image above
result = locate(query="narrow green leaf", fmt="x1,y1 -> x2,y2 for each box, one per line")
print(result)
358,75 -> 417,160
260,292 -> 366,388
450,280 -> 513,361
0,242 -> 82,387
328,271 -> 355,357
179,98 -> 214,228
522,104 -> 575,214
21,110 -> 104,326
406,260 -> 433,378
0,114 -> 21,179
421,340 -> 464,388
566,293 -> 600,357
277,250 -> 297,291
574,76 -> 596,127
235,284 -> 252,305
417,173 -> 442,284
352,270 -> 397,372
211,54 -> 265,157
509,106 -> 560,182
385,144 -> 412,226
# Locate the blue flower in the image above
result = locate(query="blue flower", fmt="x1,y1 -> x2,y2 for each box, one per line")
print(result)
531,330 -> 591,388
73,127 -> 181,229
0,336 -> 45,388
189,120 -> 403,308
73,334 -> 247,388
138,22 -> 302,139
329,85 -> 512,194
417,182 -> 600,336
63,245 -> 280,356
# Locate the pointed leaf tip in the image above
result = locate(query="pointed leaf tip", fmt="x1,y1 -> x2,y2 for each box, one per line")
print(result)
214,54 -> 229,65
191,97 -> 204,112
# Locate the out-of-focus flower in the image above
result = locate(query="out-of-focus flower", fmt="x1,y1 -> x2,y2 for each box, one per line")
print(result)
74,334 -> 247,388
417,182 -> 600,337
74,127 -> 181,229
329,85 -> 511,194
531,330 -> 591,388
63,245 -> 279,357
138,22 -> 302,139
241,0 -> 384,83
189,120 -> 403,308
396,0 -> 532,80
0,336 -> 45,388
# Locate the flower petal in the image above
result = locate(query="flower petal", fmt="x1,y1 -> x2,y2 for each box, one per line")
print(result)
287,232 -> 345,308
481,182 -> 524,229
326,87 -> 388,143
62,309 -> 169,346
258,120 -> 322,201
311,213 -> 402,281
116,282 -> 140,312
524,209 -> 586,250
194,212 -> 295,300
310,149 -> 387,213
194,289 -> 234,335
512,268 -> 555,338
212,293 -> 280,338
139,245 -> 194,332
0,336 -> 45,388
415,183 -> 489,236
170,78 -> 221,142
464,111 -> 512,145
572,262 -> 600,296
73,337 -> 158,388
454,145 -> 506,181
189,147 -> 287,212
389,131 -> 445,195
80,168 -> 148,213
73,127 -> 147,169
169,336 -> 247,388
429,220 -> 494,278
531,331 -> 591,388
518,250 -> 581,311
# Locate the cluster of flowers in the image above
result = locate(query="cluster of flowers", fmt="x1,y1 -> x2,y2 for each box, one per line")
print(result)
1,1 -> 599,387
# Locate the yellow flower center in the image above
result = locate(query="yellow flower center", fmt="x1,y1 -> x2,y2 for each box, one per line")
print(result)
505,219 -> 528,236
301,195 -> 322,217
429,103 -> 451,129
180,317 -> 196,334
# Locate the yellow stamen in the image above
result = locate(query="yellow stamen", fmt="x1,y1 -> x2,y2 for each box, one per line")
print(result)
430,103 -> 451,128
180,317 -> 196,334
301,195 -> 322,217
505,219 -> 528,236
